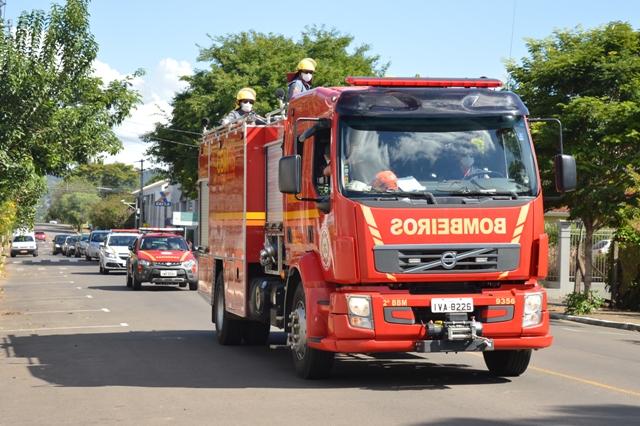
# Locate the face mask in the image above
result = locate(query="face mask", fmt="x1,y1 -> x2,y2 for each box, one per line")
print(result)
301,72 -> 313,83
461,155 -> 474,168
240,102 -> 253,113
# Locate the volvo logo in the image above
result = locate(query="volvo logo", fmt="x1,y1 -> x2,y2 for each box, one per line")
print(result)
440,251 -> 458,269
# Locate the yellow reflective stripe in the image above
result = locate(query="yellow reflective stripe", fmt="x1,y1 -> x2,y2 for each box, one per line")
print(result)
179,251 -> 191,262
211,211 -> 265,220
246,212 -> 266,220
285,209 -> 320,220
361,205 -> 377,228
516,204 -> 530,227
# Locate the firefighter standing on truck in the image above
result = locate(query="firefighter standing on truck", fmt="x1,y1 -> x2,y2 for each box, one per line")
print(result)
288,58 -> 317,100
221,87 -> 259,125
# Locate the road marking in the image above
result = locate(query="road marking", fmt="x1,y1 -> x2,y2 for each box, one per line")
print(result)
0,323 -> 129,333
76,286 -> 82,290
530,366 -> 640,398
6,295 -> 95,301
21,308 -> 111,315
466,352 -> 640,398
37,267 -> 45,271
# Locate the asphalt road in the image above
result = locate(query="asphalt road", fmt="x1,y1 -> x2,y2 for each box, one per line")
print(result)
1,225 -> 639,425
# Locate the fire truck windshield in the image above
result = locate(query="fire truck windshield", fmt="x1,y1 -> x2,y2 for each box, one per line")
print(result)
339,116 -> 538,200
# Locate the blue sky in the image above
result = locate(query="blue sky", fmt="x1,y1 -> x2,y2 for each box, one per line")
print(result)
5,0 -> 640,163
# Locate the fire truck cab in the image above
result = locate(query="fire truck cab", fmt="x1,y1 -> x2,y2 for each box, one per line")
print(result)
197,77 -> 576,379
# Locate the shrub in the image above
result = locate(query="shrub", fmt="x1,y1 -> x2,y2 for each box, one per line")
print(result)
564,291 -> 605,315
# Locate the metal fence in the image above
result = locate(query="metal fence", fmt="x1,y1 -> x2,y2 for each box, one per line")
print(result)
546,222 -> 614,283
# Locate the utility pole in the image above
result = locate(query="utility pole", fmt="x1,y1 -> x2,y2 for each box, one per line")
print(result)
0,1 -> 6,23
138,159 -> 144,228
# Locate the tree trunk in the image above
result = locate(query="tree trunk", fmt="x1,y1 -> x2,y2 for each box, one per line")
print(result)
573,225 -> 584,293
583,220 -> 595,294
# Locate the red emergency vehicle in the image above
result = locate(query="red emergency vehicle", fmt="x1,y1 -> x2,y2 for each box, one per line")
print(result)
126,228 -> 198,291
197,77 -> 576,378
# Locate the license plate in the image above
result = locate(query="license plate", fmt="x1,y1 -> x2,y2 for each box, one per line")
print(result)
431,298 -> 473,313
160,270 -> 178,277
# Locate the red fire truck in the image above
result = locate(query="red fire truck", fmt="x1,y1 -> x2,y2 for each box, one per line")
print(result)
196,77 -> 576,379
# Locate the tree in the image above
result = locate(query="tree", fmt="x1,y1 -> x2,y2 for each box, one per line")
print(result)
0,0 -> 140,229
90,195 -> 134,230
507,22 -> 640,294
70,162 -> 139,194
47,177 -> 99,229
146,27 -> 388,197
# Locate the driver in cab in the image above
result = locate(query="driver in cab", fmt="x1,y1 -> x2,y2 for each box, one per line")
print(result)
458,137 -> 488,179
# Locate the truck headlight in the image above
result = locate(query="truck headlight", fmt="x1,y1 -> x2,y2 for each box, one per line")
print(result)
347,295 -> 373,329
523,293 -> 543,327
139,259 -> 151,267
182,260 -> 196,269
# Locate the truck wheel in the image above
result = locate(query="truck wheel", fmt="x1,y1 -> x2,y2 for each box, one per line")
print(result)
189,281 -> 198,291
214,274 -> 243,345
289,285 -> 334,379
483,349 -> 532,377
242,321 -> 270,345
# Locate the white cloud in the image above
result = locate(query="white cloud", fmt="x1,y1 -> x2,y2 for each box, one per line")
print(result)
98,58 -> 194,166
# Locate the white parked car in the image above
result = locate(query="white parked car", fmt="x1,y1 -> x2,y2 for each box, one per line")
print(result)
10,233 -> 38,257
99,231 -> 140,274
86,230 -> 110,260
592,239 -> 612,256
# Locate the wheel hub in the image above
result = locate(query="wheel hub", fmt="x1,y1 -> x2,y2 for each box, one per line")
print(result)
288,301 -> 307,360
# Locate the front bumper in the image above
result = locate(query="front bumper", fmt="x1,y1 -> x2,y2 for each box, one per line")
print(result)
136,265 -> 197,285
11,248 -> 37,255
103,256 -> 128,270
312,283 -> 552,353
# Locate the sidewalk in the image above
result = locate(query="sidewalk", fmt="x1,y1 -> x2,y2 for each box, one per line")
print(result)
548,303 -> 640,332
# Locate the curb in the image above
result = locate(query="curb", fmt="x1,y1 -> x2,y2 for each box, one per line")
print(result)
551,312 -> 640,332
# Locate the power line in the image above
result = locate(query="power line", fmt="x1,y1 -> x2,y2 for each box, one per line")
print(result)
144,136 -> 200,149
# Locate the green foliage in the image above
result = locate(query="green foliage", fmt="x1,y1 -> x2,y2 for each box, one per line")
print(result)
507,22 -> 640,228
47,177 -> 98,229
0,0 -> 140,226
146,27 -> 388,196
70,162 -> 139,194
90,195 -> 134,230
508,22 -> 640,293
564,291 -> 605,315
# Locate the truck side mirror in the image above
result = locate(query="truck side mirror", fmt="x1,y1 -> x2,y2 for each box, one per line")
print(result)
554,154 -> 577,193
279,155 -> 302,194
297,118 -> 331,143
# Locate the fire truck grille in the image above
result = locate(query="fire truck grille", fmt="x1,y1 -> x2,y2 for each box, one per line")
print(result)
374,244 -> 520,274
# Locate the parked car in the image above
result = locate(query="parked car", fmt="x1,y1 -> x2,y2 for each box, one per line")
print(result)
86,230 -> 110,260
99,231 -> 140,274
49,220 -> 58,224
126,231 -> 198,291
10,233 -> 38,257
75,233 -> 90,258
52,234 -> 70,255
34,231 -> 47,241
592,239 -> 612,256
61,235 -> 79,256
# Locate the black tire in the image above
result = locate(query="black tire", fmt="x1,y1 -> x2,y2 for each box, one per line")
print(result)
214,274 -> 243,345
85,255 -> 91,261
290,285 -> 334,379
242,321 -> 270,345
33,251 -> 38,257
10,252 -> 16,258
189,281 -> 198,291
75,251 -> 80,258
132,273 -> 142,290
483,349 -> 532,377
